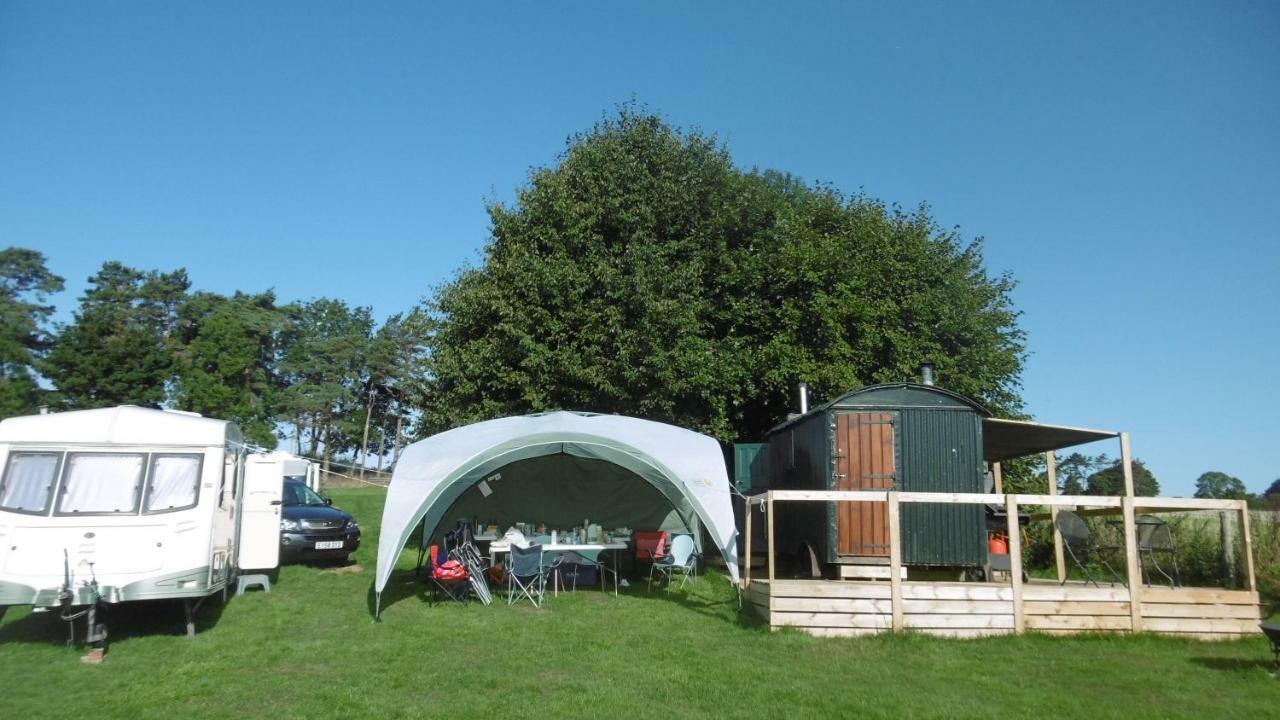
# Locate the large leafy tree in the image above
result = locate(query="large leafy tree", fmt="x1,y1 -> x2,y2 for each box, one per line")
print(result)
1086,458 -> 1160,497
276,298 -> 374,471
1193,471 -> 1248,500
46,262 -> 190,408
421,108 -> 1026,441
1055,452 -> 1105,495
355,310 -> 432,474
0,247 -> 65,416
172,291 -> 284,447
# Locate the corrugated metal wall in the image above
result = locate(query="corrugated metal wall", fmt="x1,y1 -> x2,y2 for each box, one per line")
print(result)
766,414 -> 832,562
899,409 -> 985,567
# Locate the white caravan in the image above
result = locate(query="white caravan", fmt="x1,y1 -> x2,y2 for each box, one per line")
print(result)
0,406 -> 282,641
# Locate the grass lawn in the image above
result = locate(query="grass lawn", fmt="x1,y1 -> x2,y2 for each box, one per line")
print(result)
1,486 -> 1276,719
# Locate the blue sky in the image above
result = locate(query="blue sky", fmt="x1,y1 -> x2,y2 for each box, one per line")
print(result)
2,2 -> 1277,495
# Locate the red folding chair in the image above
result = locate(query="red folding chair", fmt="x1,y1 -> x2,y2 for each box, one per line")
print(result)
428,544 -> 470,604
633,530 -> 667,578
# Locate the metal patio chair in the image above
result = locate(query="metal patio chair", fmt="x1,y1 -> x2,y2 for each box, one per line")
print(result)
1135,514 -> 1180,587
1054,510 -> 1125,587
649,533 -> 697,592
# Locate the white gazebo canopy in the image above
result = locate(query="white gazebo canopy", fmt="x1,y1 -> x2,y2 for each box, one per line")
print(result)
374,411 -> 739,613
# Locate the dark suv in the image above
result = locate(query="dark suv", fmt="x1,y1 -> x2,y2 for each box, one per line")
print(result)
279,480 -> 361,562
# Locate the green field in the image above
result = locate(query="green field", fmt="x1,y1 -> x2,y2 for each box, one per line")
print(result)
1,487 -> 1276,719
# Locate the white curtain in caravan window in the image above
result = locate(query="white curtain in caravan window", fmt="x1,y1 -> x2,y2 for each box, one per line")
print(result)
146,455 -> 201,511
0,452 -> 60,512
58,454 -> 144,514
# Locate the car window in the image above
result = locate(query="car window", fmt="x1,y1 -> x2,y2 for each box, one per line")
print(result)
283,482 -> 327,507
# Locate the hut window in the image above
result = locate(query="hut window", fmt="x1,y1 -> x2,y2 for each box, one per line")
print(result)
0,452 -> 62,515
144,454 -> 203,514
56,453 -> 145,515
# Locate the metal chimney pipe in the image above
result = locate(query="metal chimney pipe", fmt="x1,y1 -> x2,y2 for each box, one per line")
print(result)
920,363 -> 936,386
798,382 -> 809,414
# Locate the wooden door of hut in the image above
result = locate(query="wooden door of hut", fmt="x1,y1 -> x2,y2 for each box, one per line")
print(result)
834,412 -> 897,557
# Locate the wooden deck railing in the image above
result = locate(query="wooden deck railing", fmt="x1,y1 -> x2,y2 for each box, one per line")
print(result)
742,490 -> 1256,634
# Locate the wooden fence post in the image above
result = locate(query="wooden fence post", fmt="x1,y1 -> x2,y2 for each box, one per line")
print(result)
1121,495 -> 1143,632
1046,451 -> 1066,583
1240,502 -> 1256,592
992,462 -> 1004,494
888,491 -> 903,632
1005,494 -> 1024,633
1220,511 -> 1237,587
766,492 -> 776,582
1119,433 -> 1135,497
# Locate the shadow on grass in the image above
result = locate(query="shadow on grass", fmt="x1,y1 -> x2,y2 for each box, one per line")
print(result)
1190,656 -> 1276,673
0,595 -> 229,648
367,568 -> 432,619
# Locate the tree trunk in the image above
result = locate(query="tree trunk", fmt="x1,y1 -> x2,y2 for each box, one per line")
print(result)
321,414 -> 332,476
376,426 -> 386,474
393,406 -> 404,466
307,413 -> 320,457
359,388 -> 375,481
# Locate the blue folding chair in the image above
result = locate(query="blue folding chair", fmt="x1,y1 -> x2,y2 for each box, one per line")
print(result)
507,543 -> 550,607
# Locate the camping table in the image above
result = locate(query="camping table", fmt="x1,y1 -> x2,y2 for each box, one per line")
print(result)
490,541 -> 627,597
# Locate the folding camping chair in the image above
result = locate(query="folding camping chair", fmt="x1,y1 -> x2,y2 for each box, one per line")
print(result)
1055,510 -> 1125,587
445,520 -> 493,605
633,530 -> 667,579
427,545 -> 470,604
507,543 -> 552,607
649,534 -> 697,592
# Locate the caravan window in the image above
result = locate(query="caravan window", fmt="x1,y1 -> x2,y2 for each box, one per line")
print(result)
144,454 -> 203,513
56,453 -> 145,515
0,452 -> 62,514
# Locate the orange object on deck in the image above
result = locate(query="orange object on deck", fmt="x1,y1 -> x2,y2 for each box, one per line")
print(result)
987,533 -> 1008,555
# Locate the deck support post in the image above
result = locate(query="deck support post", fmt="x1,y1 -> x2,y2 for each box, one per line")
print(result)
887,491 -> 903,632
1240,501 -> 1256,592
1220,511 -> 1237,587
1121,495 -> 1143,632
766,492 -> 776,583
992,462 -> 1003,494
1046,451 -> 1066,583
1005,494 -> 1024,633
744,496 -> 753,588
1119,432 -> 1135,497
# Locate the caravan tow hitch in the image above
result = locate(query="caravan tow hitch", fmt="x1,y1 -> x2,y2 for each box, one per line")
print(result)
58,550 -> 107,662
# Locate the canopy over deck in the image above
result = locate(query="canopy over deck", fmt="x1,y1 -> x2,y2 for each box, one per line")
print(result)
982,418 -> 1119,463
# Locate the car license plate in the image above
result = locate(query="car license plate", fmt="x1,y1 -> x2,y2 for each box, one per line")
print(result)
314,540 -> 344,550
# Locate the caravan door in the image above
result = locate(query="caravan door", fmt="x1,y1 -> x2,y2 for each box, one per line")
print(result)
238,457 -> 283,570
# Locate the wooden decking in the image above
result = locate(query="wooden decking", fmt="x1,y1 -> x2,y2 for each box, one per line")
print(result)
745,579 -> 1263,640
